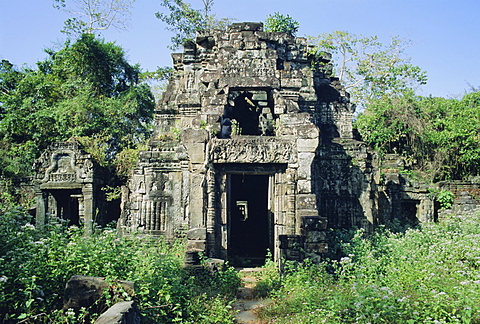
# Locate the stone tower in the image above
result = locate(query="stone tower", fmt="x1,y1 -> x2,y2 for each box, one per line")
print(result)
119,22 -> 375,265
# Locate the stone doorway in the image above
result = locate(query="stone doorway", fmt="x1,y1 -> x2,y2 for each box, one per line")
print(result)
228,174 -> 273,266
47,189 -> 81,226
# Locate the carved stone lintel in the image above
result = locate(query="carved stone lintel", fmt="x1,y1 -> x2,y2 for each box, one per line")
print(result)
210,137 -> 296,164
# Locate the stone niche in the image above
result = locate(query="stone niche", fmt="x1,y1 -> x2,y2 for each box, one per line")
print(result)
120,22 -> 373,266
33,141 -> 115,232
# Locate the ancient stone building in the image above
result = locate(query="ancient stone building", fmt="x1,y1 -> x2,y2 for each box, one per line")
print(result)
119,22 -> 378,265
33,141 -> 116,231
30,22 -> 479,265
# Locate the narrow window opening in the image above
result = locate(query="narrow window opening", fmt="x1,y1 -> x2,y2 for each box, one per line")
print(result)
219,89 -> 275,138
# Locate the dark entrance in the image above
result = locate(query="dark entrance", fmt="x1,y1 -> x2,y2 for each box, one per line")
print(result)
48,189 -> 81,226
229,174 -> 272,266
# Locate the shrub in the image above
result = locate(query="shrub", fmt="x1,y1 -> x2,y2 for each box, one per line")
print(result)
436,189 -> 456,209
0,205 -> 240,323
260,210 -> 480,323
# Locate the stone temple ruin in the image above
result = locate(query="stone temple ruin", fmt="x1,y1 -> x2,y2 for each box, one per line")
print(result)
33,142 -> 118,230
118,22 -> 364,265
33,22 -> 480,266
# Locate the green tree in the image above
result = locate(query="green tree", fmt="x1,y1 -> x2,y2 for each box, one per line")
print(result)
53,0 -> 136,36
355,91 -> 480,181
0,34 -> 155,181
264,12 -> 299,36
156,0 -> 234,50
309,31 -> 427,108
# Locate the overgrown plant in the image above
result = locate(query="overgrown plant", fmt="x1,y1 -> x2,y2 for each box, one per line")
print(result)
259,210 -> 480,323
264,12 -> 299,36
436,189 -> 456,210
0,205 -> 240,323
252,251 -> 281,298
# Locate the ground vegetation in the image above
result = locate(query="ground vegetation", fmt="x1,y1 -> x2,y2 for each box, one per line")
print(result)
258,210 -> 480,323
0,205 -> 240,323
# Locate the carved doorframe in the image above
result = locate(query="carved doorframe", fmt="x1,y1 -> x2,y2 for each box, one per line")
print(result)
211,164 -> 289,263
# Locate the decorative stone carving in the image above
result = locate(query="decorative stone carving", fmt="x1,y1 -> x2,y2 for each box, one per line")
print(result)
210,138 -> 296,164
33,141 -> 112,232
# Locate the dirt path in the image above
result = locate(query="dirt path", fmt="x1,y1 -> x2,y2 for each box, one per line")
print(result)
233,268 -> 272,324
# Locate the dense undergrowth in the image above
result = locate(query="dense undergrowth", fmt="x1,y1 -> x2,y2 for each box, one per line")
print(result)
258,210 -> 480,323
3,204 -> 480,324
0,206 -> 240,323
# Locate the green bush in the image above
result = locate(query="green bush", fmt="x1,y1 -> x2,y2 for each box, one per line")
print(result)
0,205 -> 240,323
260,211 -> 480,323
436,190 -> 456,209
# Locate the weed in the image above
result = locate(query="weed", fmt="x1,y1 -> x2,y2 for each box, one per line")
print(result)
259,210 -> 480,323
0,204 -> 240,323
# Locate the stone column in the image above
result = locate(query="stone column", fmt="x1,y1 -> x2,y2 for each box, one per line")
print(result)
206,168 -> 216,257
181,160 -> 190,224
285,168 -> 297,235
35,188 -> 46,228
82,184 -> 94,235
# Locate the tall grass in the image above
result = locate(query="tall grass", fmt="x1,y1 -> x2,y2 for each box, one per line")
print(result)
0,206 -> 240,323
260,211 -> 480,323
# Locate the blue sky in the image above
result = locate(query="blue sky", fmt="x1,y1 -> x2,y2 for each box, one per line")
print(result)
1,0 -> 479,98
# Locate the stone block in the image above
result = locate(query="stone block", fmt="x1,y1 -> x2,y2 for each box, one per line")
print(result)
286,99 -> 300,112
304,230 -> 326,243
184,142 -> 205,164
189,174 -> 205,228
64,276 -> 134,314
305,243 -> 328,254
280,113 -> 311,126
281,78 -> 303,89
297,180 -> 311,194
302,216 -> 328,230
184,249 -> 203,265
280,248 -> 304,262
94,301 -> 140,324
187,227 -> 207,240
186,240 -> 206,251
181,128 -> 208,143
296,194 -> 317,210
297,124 -> 319,139
297,138 -> 319,152
258,101 -> 269,107
252,92 -> 268,101
203,105 -> 224,115
279,234 -> 304,249
297,209 -> 318,217
297,152 -> 315,179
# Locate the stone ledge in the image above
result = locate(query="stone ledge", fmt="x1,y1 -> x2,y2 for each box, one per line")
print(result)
94,301 -> 140,324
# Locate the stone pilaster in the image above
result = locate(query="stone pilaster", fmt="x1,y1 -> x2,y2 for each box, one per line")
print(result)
206,168 -> 216,257
82,184 -> 94,235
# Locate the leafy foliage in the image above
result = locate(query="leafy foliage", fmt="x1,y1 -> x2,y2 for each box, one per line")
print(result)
0,35 -> 155,183
156,0 -> 234,50
260,210 -> 480,323
264,12 -> 299,36
309,31 -> 427,108
434,190 -> 456,210
355,91 -> 480,181
0,205 -> 240,323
